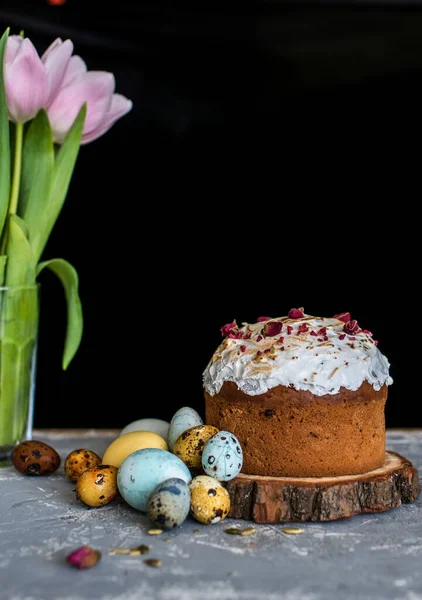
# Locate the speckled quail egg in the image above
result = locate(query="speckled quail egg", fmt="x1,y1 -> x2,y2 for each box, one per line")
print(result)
102,430 -> 168,468
189,475 -> 231,525
119,418 -> 170,440
117,448 -> 192,512
201,431 -> 243,481
146,477 -> 191,529
76,465 -> 119,507
11,440 -> 61,476
167,407 -> 203,451
173,425 -> 219,471
64,449 -> 102,482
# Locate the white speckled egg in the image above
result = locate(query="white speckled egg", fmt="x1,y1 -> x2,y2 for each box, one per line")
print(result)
189,475 -> 231,524
201,431 -> 243,481
119,418 -> 170,440
117,448 -> 192,512
146,478 -> 191,529
167,407 -> 203,451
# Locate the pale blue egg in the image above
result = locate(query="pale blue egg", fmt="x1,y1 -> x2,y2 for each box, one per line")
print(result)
201,431 -> 243,482
119,418 -> 170,439
167,407 -> 203,451
146,477 -> 191,529
117,448 -> 192,512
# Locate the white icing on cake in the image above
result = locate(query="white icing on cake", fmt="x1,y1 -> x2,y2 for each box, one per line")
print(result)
203,314 -> 393,397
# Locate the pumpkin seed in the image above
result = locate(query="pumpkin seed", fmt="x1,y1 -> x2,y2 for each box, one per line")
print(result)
225,527 -> 256,536
148,529 -> 163,535
240,527 -> 256,536
282,527 -> 304,535
144,558 -> 162,568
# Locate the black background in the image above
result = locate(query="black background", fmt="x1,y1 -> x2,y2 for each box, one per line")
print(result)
0,1 -> 419,429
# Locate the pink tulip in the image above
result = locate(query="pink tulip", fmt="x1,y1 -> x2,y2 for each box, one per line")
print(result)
5,35 -> 73,124
5,36 -> 48,123
47,55 -> 133,145
41,37 -> 74,105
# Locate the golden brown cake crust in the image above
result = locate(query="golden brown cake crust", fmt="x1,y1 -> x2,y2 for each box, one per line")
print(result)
205,381 -> 387,477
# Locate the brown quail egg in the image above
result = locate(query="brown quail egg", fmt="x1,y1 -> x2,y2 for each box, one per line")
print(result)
173,425 -> 219,471
189,475 -> 231,524
64,449 -> 102,482
76,465 -> 119,507
11,440 -> 61,476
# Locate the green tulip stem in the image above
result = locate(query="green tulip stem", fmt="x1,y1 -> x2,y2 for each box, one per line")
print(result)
0,122 -> 23,255
9,122 -> 23,216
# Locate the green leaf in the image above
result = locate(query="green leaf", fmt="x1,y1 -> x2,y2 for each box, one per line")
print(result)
34,103 -> 86,262
0,28 -> 10,244
37,258 -> 83,370
0,254 -> 6,286
4,215 -> 36,286
19,109 -> 54,243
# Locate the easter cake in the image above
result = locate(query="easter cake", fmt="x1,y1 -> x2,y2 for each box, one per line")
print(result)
203,309 -> 393,478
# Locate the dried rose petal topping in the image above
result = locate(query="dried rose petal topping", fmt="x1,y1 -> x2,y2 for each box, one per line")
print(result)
317,327 -> 327,336
256,350 -> 263,356
240,345 -> 246,352
66,546 -> 101,569
363,329 -> 373,337
257,316 -> 272,322
310,330 -> 317,336
338,334 -> 346,340
220,321 -> 237,337
374,340 -> 379,346
333,312 -> 351,323
279,336 -> 284,343
343,320 -> 359,334
287,325 -> 293,335
298,323 -> 309,334
257,335 -> 263,342
244,332 -> 251,340
288,308 -> 305,319
263,321 -> 283,337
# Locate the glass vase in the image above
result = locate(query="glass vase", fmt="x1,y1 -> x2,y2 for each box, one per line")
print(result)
0,284 -> 40,465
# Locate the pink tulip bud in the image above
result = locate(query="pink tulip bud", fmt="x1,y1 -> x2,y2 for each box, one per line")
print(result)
47,63 -> 132,145
41,37 -> 74,104
5,35 -> 49,123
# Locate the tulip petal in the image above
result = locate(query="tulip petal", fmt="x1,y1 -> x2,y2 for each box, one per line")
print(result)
81,93 -> 133,144
62,55 -> 87,88
5,35 -> 23,63
5,38 -> 48,123
42,38 -> 73,104
48,71 -> 115,144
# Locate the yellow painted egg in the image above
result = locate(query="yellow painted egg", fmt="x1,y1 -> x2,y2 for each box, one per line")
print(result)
189,475 -> 231,524
173,425 -> 219,470
76,465 -> 119,507
102,431 -> 168,468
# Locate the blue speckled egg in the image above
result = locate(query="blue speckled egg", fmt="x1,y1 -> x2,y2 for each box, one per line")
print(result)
201,431 -> 243,481
117,448 -> 192,512
146,477 -> 191,529
167,407 -> 203,451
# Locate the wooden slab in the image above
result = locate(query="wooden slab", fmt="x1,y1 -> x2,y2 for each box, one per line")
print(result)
226,451 -> 421,523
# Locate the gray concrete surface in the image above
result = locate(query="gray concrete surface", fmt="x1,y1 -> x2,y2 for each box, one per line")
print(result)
0,429 -> 421,600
